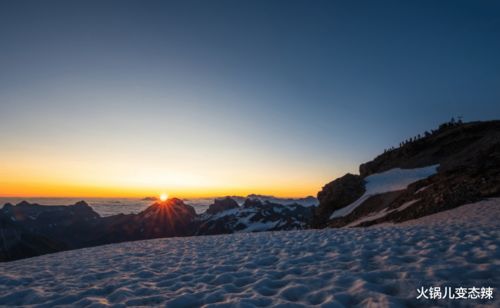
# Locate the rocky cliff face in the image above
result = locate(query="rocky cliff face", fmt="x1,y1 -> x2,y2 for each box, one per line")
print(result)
315,120 -> 500,228
314,174 -> 365,226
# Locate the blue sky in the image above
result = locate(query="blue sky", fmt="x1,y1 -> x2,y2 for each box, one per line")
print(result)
1,0 -> 499,197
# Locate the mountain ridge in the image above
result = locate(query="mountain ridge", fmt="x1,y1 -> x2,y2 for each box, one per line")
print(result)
314,119 -> 500,228
0,197 -> 314,261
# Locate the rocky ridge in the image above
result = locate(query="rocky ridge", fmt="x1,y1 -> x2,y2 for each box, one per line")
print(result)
314,120 -> 500,228
1,197 -> 314,261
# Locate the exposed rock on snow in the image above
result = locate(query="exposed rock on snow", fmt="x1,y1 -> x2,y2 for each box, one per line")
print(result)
330,165 -> 438,219
0,199 -> 498,307
245,194 -> 318,207
196,199 -> 313,235
345,199 -> 420,227
315,173 -> 366,225
359,120 -> 500,177
205,197 -> 239,215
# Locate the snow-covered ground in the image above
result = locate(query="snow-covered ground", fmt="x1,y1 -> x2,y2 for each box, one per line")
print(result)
0,199 -> 498,307
330,165 -> 439,218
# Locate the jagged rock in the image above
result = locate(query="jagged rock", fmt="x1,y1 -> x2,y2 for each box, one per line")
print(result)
2,200 -> 99,223
205,197 -> 239,215
359,120 -> 500,177
245,194 -> 318,207
197,199 -> 313,235
314,173 -> 365,226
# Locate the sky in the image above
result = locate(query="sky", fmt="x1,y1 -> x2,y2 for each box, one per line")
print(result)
1,0 -> 499,198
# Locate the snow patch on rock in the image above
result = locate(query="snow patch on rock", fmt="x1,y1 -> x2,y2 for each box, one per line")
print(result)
346,199 -> 420,227
331,165 -> 439,219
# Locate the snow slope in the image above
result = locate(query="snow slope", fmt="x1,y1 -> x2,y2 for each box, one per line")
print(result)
330,165 -> 439,218
0,198 -> 498,307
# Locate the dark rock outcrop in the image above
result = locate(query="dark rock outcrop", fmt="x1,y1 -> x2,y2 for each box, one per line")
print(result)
205,197 -> 239,215
314,173 -> 365,227
359,120 -> 500,177
0,211 -> 66,262
2,200 -> 99,224
1,201 -> 102,249
245,194 -> 318,207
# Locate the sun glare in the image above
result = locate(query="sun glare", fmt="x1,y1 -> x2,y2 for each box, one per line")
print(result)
159,193 -> 168,202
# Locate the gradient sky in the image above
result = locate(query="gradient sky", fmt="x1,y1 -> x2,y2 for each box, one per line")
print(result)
1,0 -> 500,198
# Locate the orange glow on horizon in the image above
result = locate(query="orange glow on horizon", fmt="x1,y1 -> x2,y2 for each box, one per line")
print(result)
0,153 -> 347,199
0,181 -> 321,199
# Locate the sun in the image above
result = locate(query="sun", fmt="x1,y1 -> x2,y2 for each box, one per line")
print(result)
159,193 -> 168,202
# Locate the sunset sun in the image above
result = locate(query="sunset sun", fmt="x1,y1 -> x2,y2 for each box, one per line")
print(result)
159,193 -> 168,202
